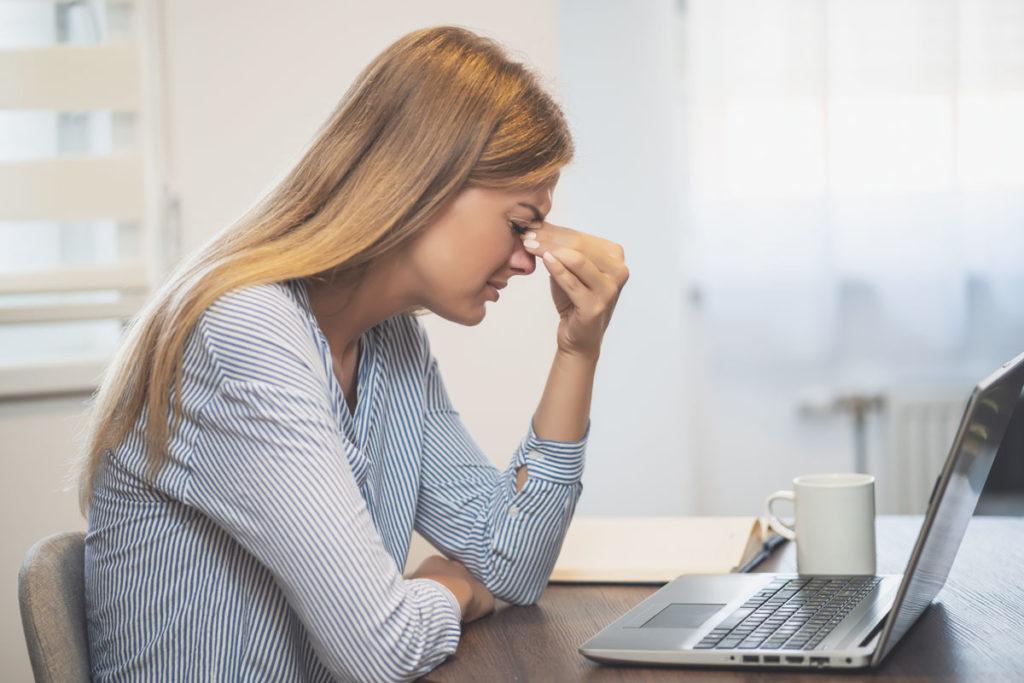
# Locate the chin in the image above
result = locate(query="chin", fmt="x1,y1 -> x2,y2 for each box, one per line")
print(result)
453,306 -> 488,326
430,299 -> 488,326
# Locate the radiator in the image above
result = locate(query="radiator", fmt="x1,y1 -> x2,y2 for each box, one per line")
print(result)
874,390 -> 967,514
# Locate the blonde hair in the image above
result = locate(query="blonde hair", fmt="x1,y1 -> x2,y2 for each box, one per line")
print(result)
75,25 -> 573,513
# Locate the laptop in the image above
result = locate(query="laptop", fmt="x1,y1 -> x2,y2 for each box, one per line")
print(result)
580,351 -> 1024,670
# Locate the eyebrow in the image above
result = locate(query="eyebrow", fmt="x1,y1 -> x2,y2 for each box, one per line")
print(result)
517,202 -> 547,223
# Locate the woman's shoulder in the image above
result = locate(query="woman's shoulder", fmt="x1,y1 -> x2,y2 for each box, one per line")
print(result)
202,279 -> 306,327
192,280 -> 322,383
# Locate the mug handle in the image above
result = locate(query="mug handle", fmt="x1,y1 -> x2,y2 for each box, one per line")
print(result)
765,490 -> 797,540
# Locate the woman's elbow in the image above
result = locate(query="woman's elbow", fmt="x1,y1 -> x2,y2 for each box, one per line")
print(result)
338,633 -> 454,683
489,575 -> 547,607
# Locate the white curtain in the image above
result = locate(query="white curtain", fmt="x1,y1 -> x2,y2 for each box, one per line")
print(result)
677,0 -> 1024,512
680,0 -> 1024,382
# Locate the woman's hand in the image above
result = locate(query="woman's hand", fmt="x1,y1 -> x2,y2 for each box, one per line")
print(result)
520,223 -> 629,359
409,555 -> 495,623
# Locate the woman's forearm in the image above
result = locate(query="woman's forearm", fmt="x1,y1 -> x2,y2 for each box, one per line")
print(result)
533,348 -> 599,440
516,348 -> 599,491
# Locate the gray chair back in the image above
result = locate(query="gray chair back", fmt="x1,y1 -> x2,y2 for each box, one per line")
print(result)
18,531 -> 91,683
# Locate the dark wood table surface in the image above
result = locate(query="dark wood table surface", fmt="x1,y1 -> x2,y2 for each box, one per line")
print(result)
422,516 -> 1024,682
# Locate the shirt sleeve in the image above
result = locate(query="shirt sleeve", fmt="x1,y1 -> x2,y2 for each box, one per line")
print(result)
182,298 -> 461,683
411,325 -> 589,606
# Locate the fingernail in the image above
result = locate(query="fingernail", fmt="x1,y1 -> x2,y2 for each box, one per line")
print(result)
543,251 -> 556,263
524,231 -> 537,240
523,239 -> 540,249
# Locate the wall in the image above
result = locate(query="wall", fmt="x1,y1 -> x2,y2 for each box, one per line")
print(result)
0,397 -> 89,680
558,0 -> 694,515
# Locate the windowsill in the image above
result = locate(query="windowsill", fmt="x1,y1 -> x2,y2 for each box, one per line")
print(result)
0,359 -> 105,401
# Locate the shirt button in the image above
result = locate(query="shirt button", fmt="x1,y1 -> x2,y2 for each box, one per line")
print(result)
509,505 -> 520,518
527,449 -> 545,461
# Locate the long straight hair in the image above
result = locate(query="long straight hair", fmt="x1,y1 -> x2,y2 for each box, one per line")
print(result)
76,26 -> 573,513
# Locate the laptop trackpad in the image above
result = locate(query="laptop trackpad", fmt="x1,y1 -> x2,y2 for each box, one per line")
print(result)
640,603 -> 726,629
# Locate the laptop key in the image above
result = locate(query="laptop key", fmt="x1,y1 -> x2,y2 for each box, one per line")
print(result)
714,608 -> 754,631
698,575 -> 877,655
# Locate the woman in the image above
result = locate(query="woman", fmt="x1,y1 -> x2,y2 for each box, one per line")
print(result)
79,26 -> 628,682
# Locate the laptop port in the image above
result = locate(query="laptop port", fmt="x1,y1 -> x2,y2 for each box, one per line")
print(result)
742,655 -> 759,663
763,655 -> 780,663
810,656 -> 829,667
785,656 -> 805,664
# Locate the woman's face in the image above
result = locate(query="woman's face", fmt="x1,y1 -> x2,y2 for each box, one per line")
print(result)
406,180 -> 555,325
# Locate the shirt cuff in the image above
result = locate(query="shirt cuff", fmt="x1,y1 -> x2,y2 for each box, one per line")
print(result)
409,577 -> 464,626
513,417 -> 590,486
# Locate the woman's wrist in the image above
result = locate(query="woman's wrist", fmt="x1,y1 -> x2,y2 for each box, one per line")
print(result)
555,346 -> 600,367
422,574 -> 471,620
530,346 -> 599,443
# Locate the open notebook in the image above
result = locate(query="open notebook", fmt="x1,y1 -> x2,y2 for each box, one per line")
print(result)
549,516 -> 779,584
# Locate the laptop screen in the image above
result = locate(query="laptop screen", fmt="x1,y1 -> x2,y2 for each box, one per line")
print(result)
873,352 -> 1024,664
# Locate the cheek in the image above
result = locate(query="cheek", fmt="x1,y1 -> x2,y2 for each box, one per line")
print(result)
416,247 -> 486,295
450,237 -> 508,279
413,223 -> 510,294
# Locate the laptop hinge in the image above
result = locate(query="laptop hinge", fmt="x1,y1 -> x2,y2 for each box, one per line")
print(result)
858,612 -> 889,649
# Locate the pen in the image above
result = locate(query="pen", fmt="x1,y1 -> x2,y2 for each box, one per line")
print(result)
736,533 -> 788,574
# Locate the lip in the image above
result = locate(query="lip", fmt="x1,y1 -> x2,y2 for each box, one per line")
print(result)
484,280 -> 506,302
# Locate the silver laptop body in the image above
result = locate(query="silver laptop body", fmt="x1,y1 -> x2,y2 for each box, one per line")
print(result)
580,351 -> 1024,670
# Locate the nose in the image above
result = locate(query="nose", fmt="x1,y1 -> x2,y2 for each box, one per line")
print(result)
509,239 -> 537,277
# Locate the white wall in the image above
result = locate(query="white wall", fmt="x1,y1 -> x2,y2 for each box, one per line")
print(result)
558,0 -> 695,515
0,398 -> 88,681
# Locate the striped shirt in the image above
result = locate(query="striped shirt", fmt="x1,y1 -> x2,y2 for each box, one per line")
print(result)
84,279 -> 589,682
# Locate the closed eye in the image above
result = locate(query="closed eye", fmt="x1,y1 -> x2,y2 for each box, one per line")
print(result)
510,222 -> 531,236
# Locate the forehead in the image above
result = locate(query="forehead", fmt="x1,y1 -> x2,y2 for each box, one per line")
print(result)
515,174 -> 559,195
502,179 -> 557,208
448,178 -> 557,218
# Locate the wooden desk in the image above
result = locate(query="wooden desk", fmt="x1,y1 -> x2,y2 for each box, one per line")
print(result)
423,516 -> 1024,681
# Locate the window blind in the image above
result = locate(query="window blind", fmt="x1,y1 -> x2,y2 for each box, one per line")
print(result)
0,0 -> 162,399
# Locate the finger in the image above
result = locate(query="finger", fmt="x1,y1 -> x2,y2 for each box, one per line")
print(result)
524,231 -> 610,274
541,250 -> 616,313
540,251 -> 588,310
545,247 -> 619,300
580,246 -> 628,287
522,224 -> 626,278
522,221 -> 577,248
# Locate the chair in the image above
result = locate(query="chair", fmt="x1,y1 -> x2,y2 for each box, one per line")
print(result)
18,531 -> 91,683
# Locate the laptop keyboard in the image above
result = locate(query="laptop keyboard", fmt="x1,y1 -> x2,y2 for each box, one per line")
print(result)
694,576 -> 882,651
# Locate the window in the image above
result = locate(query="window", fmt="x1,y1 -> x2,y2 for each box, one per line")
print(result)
0,0 -> 164,399
675,0 -> 1024,513
679,0 -> 1024,376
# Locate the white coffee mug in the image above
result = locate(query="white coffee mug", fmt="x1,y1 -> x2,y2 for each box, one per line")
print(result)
764,473 -> 877,575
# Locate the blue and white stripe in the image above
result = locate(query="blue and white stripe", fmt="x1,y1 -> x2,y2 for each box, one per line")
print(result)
84,278 -> 589,682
